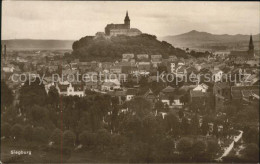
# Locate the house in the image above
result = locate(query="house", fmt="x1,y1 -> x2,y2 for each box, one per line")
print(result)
175,65 -> 187,77
137,54 -> 149,61
67,83 -> 85,97
108,90 -> 126,105
159,86 -> 185,108
190,90 -> 207,103
56,82 -> 70,96
122,53 -> 134,62
246,58 -> 260,67
171,94 -> 184,108
56,81 -> 85,97
3,66 -> 15,73
211,69 -> 223,82
143,89 -> 157,106
78,62 -> 92,73
138,62 -> 151,72
160,86 -> 175,95
168,55 -> 177,62
213,82 -> 231,100
213,82 -> 231,110
101,81 -> 120,92
193,83 -> 209,93
231,86 -> 259,103
110,66 -> 122,74
151,55 -> 162,67
126,88 -> 138,101
48,65 -> 59,73
85,81 -> 99,90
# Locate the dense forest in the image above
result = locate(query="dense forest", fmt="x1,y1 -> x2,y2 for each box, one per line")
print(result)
70,34 -> 188,62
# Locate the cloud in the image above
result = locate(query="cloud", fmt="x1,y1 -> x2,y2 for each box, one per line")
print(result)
2,1 -> 259,40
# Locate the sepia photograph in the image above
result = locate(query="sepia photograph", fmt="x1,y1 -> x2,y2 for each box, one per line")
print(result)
1,1 -> 260,163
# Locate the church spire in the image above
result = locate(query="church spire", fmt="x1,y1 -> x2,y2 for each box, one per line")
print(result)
249,34 -> 254,50
248,34 -> 254,57
124,10 -> 130,29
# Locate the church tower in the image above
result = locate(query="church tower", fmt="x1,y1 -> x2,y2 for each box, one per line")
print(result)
124,11 -> 130,29
248,35 -> 254,57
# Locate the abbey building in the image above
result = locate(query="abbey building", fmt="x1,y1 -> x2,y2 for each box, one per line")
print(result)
101,11 -> 142,37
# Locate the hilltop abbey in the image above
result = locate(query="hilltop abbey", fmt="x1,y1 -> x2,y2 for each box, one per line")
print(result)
96,11 -> 142,37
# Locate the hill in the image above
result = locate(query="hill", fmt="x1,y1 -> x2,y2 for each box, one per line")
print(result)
70,34 -> 189,62
160,30 -> 260,51
1,39 -> 74,50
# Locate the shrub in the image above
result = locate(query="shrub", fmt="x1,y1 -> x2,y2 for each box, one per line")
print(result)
33,127 -> 48,143
11,124 -> 23,140
63,130 -> 76,147
79,131 -> 96,147
50,128 -> 62,145
23,125 -> 34,141
1,122 -> 12,138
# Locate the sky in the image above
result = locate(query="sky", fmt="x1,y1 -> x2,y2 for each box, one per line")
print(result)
2,1 -> 260,40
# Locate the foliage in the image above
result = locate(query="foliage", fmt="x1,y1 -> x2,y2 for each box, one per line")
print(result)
177,137 -> 192,154
20,77 -> 47,109
71,34 -> 188,62
11,124 -> 23,140
1,122 -> 12,138
63,130 -> 76,147
23,125 -> 34,141
33,127 -> 48,143
79,131 -> 96,147
50,128 -> 62,145
1,80 -> 14,109
241,143 -> 259,162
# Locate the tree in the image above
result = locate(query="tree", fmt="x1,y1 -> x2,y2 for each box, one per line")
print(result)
11,124 -> 23,140
201,118 -> 209,135
47,86 -> 59,107
191,140 -> 207,161
242,143 -> 259,162
178,110 -> 184,119
50,128 -> 62,145
63,130 -> 76,148
27,105 -> 47,125
155,101 -> 164,112
212,123 -> 219,138
177,137 -> 192,155
96,129 -> 111,151
23,125 -> 34,141
127,97 -> 151,118
164,113 -> 180,136
20,77 -> 47,110
142,114 -> 158,142
1,122 -> 12,138
155,136 -> 175,162
243,127 -> 259,145
79,131 -> 96,147
33,127 -> 48,143
157,65 -> 168,74
181,117 -> 190,135
206,140 -> 220,160
190,115 -> 200,135
1,80 -> 14,109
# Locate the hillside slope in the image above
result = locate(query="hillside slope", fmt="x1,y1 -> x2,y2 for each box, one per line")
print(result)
160,30 -> 260,51
71,34 -> 188,61
1,39 -> 74,50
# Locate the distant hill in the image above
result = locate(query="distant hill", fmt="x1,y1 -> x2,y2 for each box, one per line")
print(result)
70,34 -> 189,62
1,39 -> 74,50
160,30 -> 260,51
